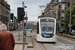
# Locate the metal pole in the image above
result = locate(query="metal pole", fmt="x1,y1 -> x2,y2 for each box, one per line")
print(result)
26,12 -> 27,32
52,4 -> 53,17
69,0 -> 72,32
24,12 -> 27,49
26,12 -> 27,25
8,10 -> 10,31
18,23 -> 20,40
60,0 -> 62,30
22,1 -> 25,50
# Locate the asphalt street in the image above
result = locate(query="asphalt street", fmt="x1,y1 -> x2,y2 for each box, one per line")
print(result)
11,30 -> 75,50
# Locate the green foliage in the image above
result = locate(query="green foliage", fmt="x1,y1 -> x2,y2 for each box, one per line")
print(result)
65,2 -> 75,30
68,32 -> 74,36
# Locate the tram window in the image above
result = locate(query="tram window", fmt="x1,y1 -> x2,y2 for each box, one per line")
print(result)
37,23 -> 39,34
40,19 -> 54,22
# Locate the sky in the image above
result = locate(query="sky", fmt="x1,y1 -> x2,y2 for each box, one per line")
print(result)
6,0 -> 51,21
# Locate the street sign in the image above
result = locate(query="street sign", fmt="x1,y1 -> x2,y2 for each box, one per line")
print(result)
24,17 -> 28,20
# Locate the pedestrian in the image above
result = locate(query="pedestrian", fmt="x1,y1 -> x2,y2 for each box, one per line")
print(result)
0,24 -> 15,50
72,29 -> 74,33
30,29 -> 33,34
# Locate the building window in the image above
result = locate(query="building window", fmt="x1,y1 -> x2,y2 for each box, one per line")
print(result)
51,11 -> 54,15
51,5 -> 54,9
57,0 -> 59,2
62,4 -> 65,10
62,17 -> 65,20
68,3 -> 70,7
61,13 -> 65,17
62,17 -> 64,19
59,0 -> 61,2
59,5 -> 61,9
61,24 -> 64,26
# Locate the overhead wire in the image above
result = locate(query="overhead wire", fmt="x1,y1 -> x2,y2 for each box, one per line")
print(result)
43,0 -> 48,5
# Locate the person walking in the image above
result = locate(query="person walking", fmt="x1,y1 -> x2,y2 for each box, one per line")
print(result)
0,24 -> 15,50
30,29 -> 33,34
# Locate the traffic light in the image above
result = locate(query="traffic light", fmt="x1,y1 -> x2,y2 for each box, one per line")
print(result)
17,7 -> 25,21
24,23 -> 26,26
10,13 -> 14,22
17,19 -> 21,23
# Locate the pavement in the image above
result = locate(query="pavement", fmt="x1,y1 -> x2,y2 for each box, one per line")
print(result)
11,30 -> 34,50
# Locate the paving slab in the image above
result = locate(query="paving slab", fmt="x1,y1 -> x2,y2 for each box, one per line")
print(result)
25,48 -> 41,50
26,37 -> 33,48
11,31 -> 34,48
14,44 -> 23,50
14,36 -> 23,44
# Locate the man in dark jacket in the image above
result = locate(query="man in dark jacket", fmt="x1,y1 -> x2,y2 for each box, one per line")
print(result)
0,24 -> 15,50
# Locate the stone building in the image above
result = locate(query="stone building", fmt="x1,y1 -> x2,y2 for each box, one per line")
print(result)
0,0 -> 10,26
39,0 -> 75,31
14,16 -> 17,27
54,0 -> 75,31
44,0 -> 55,17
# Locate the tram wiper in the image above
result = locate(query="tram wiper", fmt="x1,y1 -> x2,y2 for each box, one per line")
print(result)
42,29 -> 46,34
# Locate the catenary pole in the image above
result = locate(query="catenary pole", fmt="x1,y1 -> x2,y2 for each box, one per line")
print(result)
69,0 -> 72,32
60,0 -> 62,30
18,23 -> 20,40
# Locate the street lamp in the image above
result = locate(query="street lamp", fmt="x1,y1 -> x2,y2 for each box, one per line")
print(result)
22,1 -> 27,50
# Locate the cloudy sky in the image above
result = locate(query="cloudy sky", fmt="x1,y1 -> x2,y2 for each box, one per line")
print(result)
6,0 -> 51,21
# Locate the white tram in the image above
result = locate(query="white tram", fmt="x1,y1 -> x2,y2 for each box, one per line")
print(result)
36,17 -> 57,42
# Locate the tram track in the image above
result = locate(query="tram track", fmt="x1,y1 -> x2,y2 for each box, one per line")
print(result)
33,37 -> 64,50
53,42 -> 63,50
33,35 -> 63,50
40,42 -> 63,50
39,43 -> 47,50
33,37 -> 47,50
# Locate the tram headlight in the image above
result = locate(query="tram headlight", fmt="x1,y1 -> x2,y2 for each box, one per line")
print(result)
40,34 -> 42,36
53,34 -> 54,36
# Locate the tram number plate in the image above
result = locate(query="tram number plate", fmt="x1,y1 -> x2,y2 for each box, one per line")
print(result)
47,35 -> 50,37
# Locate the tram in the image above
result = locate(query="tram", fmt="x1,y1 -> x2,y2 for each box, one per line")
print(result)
36,17 -> 57,42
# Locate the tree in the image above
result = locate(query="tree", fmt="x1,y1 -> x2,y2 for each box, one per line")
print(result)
65,2 -> 75,30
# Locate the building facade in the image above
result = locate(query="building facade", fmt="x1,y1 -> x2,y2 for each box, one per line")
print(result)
54,0 -> 75,31
38,0 -> 75,31
44,0 -> 55,17
0,0 -> 10,26
54,0 -> 70,31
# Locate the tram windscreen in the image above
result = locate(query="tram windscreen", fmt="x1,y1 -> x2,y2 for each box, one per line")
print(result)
41,19 -> 54,34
